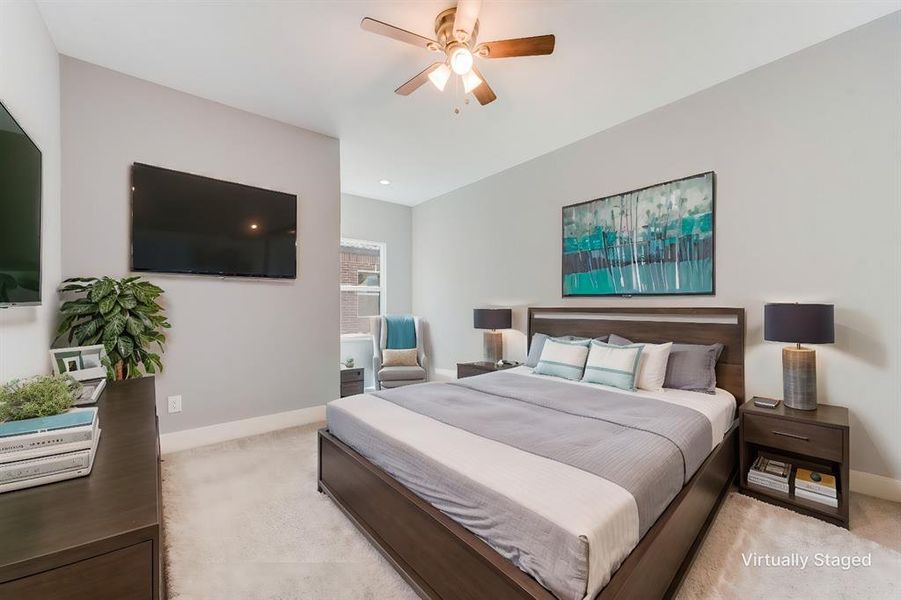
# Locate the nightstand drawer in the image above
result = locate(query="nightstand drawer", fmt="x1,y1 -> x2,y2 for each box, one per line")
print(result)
743,413 -> 843,461
341,368 -> 364,383
340,382 -> 364,397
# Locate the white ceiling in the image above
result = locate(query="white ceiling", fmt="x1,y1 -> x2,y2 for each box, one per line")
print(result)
37,1 -> 897,205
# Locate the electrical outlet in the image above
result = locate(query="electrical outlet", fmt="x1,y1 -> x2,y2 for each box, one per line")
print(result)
167,395 -> 182,414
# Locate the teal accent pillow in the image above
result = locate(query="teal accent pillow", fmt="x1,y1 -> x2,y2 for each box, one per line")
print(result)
533,337 -> 591,381
581,340 -> 644,390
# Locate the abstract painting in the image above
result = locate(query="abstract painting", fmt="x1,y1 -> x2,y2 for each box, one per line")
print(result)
562,172 -> 714,296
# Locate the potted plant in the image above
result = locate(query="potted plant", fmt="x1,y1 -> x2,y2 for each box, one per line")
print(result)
57,276 -> 170,380
0,375 -> 81,421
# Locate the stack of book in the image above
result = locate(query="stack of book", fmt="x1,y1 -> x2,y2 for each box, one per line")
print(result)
0,408 -> 101,494
794,468 -> 838,507
748,456 -> 791,494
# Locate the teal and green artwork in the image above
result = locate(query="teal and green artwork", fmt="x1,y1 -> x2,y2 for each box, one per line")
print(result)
562,172 -> 714,296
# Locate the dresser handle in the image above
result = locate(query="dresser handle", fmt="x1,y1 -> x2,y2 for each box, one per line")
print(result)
772,430 -> 809,441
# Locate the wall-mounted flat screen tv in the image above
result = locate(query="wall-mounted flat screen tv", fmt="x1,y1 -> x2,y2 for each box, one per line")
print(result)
0,101 -> 42,306
131,163 -> 297,279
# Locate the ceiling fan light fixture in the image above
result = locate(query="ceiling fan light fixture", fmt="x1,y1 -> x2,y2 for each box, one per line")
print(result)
449,47 -> 473,75
428,63 -> 452,91
462,69 -> 483,94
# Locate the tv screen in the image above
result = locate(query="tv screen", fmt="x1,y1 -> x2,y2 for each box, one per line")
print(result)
131,163 -> 297,279
0,101 -> 42,306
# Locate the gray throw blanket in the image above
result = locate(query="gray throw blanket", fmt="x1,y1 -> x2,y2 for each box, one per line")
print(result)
372,371 -> 711,535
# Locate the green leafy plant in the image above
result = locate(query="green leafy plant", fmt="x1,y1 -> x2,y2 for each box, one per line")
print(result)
57,276 -> 170,380
0,375 -> 81,421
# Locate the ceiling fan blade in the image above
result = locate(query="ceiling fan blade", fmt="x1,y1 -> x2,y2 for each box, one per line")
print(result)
475,35 -> 556,58
395,63 -> 444,96
470,65 -> 497,105
453,0 -> 482,42
361,17 -> 438,51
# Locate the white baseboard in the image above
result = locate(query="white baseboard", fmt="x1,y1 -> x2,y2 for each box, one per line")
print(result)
160,404 -> 326,454
850,469 -> 901,503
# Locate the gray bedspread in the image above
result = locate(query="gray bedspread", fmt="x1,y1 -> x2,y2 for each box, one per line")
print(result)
328,371 -> 711,600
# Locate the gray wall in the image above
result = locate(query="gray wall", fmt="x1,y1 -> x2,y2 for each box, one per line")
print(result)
0,1 -> 61,382
60,57 -> 340,434
412,15 -> 901,481
340,194 -> 413,389
341,193 -> 412,314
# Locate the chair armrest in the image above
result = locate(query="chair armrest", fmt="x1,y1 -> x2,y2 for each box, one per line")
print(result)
418,353 -> 429,381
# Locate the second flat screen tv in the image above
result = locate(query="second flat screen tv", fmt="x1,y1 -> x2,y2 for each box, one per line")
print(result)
131,163 -> 297,279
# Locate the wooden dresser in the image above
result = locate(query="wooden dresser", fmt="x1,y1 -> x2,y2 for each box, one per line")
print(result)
0,377 -> 164,599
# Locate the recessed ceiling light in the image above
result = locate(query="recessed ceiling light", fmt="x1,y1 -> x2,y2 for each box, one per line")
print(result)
250,223 -> 258,230
379,179 -> 391,185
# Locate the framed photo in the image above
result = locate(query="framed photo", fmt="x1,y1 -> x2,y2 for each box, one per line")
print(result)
562,172 -> 715,297
50,345 -> 108,381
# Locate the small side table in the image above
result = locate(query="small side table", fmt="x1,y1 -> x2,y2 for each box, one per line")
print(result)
340,367 -> 364,397
456,361 -> 518,379
739,399 -> 849,528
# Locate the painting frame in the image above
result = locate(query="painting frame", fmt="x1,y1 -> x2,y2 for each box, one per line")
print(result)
562,172 -> 716,297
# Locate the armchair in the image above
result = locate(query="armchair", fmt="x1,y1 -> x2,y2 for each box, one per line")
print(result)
370,316 -> 429,389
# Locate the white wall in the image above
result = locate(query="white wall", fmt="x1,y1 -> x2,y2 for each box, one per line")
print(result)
0,1 -> 61,382
60,57 -> 340,434
412,15 -> 901,484
340,193 -> 413,389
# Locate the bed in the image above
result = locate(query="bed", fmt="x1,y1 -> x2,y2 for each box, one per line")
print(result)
318,307 -> 745,600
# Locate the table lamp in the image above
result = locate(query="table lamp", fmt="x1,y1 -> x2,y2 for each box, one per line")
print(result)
473,308 -> 512,364
764,303 -> 834,410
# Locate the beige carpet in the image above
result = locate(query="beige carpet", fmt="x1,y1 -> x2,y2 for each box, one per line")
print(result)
163,423 -> 900,599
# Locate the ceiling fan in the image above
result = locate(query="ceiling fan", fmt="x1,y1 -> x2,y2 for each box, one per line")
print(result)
361,0 -> 555,106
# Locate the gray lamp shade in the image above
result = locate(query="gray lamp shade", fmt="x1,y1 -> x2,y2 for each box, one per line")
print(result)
473,308 -> 512,330
764,303 -> 835,344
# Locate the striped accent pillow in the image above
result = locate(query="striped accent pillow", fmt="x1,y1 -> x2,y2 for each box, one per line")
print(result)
581,341 -> 645,390
533,337 -> 591,380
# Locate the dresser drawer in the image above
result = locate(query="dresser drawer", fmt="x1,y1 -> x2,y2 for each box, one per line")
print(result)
0,541 -> 152,600
743,413 -> 843,461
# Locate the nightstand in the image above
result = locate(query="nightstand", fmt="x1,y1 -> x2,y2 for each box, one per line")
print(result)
739,399 -> 849,528
456,361 -> 518,379
340,367 -> 364,397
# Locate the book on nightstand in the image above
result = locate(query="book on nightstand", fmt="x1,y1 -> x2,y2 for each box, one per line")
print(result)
794,486 -> 839,507
748,456 -> 791,493
793,467 -> 838,506
794,468 -> 837,497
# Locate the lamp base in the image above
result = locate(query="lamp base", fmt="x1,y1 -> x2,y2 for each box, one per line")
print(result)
783,346 -> 817,410
483,331 -> 503,363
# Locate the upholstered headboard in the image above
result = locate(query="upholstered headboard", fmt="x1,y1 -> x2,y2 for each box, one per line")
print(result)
527,307 -> 746,404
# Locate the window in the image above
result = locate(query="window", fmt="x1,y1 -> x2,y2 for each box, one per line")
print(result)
340,239 -> 385,336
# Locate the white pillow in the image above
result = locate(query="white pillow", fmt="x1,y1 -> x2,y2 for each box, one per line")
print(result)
533,338 -> 591,381
635,342 -> 673,391
581,341 -> 644,390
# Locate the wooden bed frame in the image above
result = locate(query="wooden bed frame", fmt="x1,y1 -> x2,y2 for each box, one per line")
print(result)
319,307 -> 745,600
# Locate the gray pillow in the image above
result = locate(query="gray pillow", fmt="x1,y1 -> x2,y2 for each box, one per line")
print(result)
526,334 -> 605,367
525,333 -> 549,367
607,334 -> 723,394
608,333 -> 632,346
665,343 -> 724,394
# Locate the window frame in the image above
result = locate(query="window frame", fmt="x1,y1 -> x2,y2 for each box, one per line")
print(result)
340,238 -> 387,339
